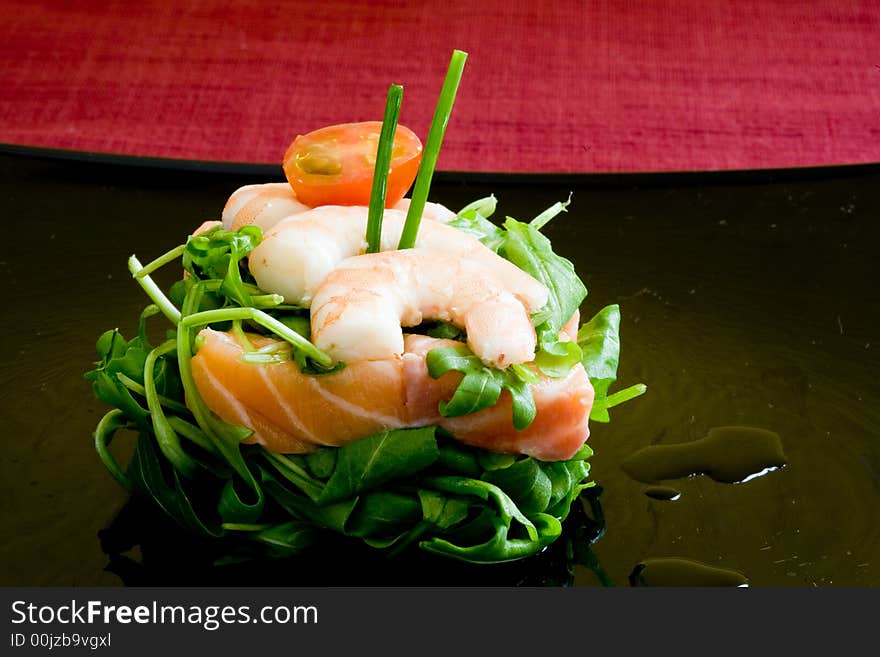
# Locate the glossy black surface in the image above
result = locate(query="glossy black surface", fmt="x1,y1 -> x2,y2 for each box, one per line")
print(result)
1,152 -> 877,586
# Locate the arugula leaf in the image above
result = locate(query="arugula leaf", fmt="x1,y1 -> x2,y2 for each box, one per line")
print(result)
423,476 -> 537,541
249,521 -> 319,557
319,427 -> 439,504
533,329 -> 583,378
420,507 -> 562,564
502,216 -> 586,336
183,225 -> 262,307
448,195 -> 506,251
482,458 -> 552,515
435,440 -> 481,477
85,305 -> 170,428
500,217 -> 587,378
93,409 -> 132,491
536,447 -> 593,518
578,303 -> 621,422
261,470 -> 357,533
304,448 -> 337,480
345,491 -> 423,539
426,345 -> 536,429
439,371 -> 502,417
476,451 -> 517,471
541,461 -> 574,508
419,477 -> 562,563
547,466 -> 594,520
127,430 -> 223,538
578,304 -> 621,398
418,489 -> 471,529
459,194 -> 498,219
423,320 -> 466,340
261,449 -> 325,502
577,304 -> 646,421
87,339 -> 150,429
217,477 -> 264,524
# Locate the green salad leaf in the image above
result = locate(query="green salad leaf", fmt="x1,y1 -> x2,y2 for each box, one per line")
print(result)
85,305 -> 167,430
501,216 -> 587,377
578,304 -> 647,422
448,195 -> 506,250
501,213 -> 586,330
183,225 -> 262,307
318,427 -> 438,504
248,521 -> 320,558
425,345 -> 536,430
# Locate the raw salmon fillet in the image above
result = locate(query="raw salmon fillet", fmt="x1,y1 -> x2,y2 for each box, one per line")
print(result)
190,328 -> 593,461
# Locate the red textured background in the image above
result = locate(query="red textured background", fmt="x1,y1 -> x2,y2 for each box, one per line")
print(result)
1,0 -> 878,173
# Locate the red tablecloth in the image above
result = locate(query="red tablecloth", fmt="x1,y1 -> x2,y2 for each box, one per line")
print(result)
1,1 -> 878,173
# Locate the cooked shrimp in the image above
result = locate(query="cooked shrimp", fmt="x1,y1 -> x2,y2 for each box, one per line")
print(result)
220,182 -> 454,235
192,220 -> 221,236
310,249 -> 536,368
221,183 -> 310,232
248,205 -> 548,309
392,198 -> 458,224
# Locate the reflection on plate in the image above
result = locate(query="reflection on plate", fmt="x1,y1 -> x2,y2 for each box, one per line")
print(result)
96,486 -> 606,587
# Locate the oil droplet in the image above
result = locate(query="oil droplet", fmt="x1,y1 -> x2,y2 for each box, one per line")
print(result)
644,486 -> 681,501
630,557 -> 749,587
621,426 -> 786,484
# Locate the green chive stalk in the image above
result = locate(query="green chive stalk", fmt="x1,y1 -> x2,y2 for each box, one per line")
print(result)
366,84 -> 404,254
398,49 -> 468,249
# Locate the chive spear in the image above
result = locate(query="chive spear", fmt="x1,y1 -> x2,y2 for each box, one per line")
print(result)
398,49 -> 468,249
366,83 -> 404,254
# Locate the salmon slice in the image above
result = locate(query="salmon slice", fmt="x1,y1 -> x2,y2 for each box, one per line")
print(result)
191,329 -> 408,448
190,328 -> 593,461
402,334 -> 594,461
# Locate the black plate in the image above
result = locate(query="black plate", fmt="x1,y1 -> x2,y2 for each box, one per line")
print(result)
1,147 -> 877,587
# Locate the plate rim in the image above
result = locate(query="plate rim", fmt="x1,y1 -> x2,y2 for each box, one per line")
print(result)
2,142 -> 879,188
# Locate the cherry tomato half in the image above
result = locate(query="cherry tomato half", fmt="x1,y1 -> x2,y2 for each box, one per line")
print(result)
283,121 -> 423,208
